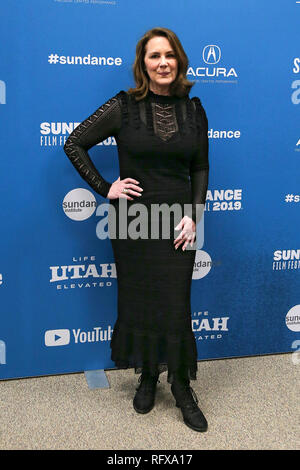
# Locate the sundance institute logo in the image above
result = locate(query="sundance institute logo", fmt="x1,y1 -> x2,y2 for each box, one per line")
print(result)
62,188 -> 97,221
285,305 -> 300,332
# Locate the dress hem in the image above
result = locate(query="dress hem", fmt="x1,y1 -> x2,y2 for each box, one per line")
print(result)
111,359 -> 198,385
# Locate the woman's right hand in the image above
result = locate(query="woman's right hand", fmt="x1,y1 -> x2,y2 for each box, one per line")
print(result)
107,177 -> 143,201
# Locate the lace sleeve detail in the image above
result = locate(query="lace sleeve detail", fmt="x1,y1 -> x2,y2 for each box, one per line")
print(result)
63,93 -> 122,198
189,97 -> 210,223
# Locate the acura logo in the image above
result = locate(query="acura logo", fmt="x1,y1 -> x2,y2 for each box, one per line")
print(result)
187,44 -> 237,80
203,45 -> 221,65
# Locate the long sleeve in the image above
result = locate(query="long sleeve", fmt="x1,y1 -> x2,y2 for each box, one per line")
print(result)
189,98 -> 209,224
63,93 -> 122,198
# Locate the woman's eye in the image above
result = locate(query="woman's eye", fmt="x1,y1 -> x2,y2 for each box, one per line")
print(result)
150,54 -> 175,59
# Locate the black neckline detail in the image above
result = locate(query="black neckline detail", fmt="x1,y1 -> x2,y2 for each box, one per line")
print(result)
147,89 -> 181,103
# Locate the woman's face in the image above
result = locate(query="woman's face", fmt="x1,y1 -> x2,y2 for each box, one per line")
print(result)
144,36 -> 178,93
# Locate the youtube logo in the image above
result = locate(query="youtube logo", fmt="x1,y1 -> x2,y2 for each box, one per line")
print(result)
44,329 -> 70,347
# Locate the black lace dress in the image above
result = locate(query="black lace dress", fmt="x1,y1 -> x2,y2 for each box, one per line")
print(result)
64,89 -> 209,384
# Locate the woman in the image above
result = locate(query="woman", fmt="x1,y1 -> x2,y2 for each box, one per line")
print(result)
64,27 -> 209,433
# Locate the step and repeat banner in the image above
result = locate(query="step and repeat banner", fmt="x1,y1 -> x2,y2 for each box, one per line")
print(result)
0,0 -> 299,380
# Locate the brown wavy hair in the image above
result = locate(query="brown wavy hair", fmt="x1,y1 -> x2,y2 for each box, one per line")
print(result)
127,27 -> 195,101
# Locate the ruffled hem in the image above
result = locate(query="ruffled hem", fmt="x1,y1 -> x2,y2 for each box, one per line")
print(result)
110,322 -> 198,385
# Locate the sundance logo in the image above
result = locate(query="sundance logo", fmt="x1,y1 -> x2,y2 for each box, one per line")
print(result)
193,250 -> 212,279
44,326 -> 113,347
62,188 -> 97,221
293,58 -> 300,74
272,249 -> 300,271
292,58 -> 300,104
40,121 -> 117,147
285,305 -> 300,332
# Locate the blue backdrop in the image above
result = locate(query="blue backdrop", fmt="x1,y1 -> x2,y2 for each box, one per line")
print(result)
0,0 -> 299,380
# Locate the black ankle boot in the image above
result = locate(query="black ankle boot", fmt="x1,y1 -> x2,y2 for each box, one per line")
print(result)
171,379 -> 208,432
133,371 -> 160,414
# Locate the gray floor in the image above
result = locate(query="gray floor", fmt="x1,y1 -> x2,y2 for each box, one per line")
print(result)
0,353 -> 299,450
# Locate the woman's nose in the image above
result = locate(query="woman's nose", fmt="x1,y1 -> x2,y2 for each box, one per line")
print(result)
159,56 -> 168,66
